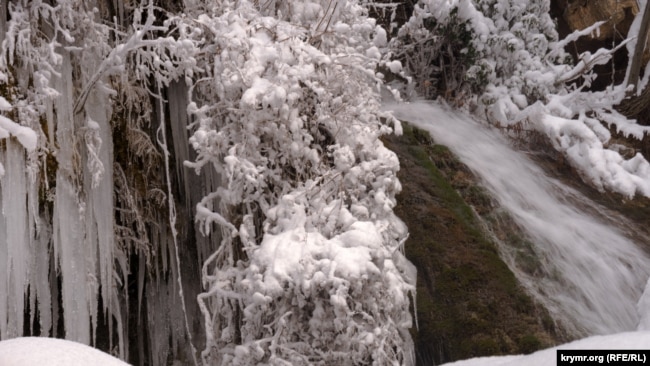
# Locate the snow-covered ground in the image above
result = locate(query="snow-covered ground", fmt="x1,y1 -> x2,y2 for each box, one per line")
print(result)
0,337 -> 130,366
3,332 -> 650,366
442,331 -> 650,366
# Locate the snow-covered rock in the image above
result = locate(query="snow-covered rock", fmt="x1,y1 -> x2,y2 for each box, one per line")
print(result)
0,337 -> 130,366
442,332 -> 650,366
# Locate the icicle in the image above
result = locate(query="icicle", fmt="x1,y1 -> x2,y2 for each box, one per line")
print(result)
83,163 -> 99,345
162,79 -> 212,361
54,176 -> 91,343
112,248 -> 128,361
52,50 -> 91,344
155,80 -> 199,366
174,78 -> 222,275
147,272 -> 178,366
24,171 -> 50,337
83,88 -> 116,346
2,140 -> 31,338
0,146 -> 8,339
33,218 -> 52,337
168,80 -> 191,210
0,1 -> 6,46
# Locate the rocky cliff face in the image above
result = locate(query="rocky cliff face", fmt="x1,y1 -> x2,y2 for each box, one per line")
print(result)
551,0 -> 639,90
560,0 -> 638,41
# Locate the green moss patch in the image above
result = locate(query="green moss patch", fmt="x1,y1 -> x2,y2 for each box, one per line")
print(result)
383,123 -> 563,365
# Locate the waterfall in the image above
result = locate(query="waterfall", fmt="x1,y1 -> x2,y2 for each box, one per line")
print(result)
386,100 -> 650,336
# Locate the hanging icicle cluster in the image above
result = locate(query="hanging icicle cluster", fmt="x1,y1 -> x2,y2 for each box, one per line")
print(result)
0,1 -> 206,364
0,0 -> 119,348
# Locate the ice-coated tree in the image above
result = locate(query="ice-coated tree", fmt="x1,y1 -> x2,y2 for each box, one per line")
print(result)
394,0 -> 650,198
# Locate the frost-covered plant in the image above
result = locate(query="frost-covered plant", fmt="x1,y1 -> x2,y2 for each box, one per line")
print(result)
393,0 -> 561,105
0,96 -> 37,177
392,3 -> 483,100
396,0 -> 650,198
183,0 -> 416,364
1,0 -> 417,364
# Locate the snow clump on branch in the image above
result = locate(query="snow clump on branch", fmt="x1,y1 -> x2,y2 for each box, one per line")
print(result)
182,0 -> 417,364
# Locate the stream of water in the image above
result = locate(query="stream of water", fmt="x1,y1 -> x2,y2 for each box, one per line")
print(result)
385,100 -> 650,337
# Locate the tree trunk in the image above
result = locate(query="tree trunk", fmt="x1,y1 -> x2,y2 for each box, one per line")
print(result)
626,0 -> 650,92
0,1 -> 6,44
616,0 -> 650,122
616,81 -> 650,121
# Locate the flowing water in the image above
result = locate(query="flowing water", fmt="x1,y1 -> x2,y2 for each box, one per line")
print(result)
385,100 -> 650,337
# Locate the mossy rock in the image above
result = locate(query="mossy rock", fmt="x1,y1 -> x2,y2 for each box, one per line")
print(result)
382,123 -> 564,365
518,334 -> 543,354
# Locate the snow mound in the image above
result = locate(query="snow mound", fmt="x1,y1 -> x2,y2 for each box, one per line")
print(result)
0,337 -> 130,366
441,332 -> 650,366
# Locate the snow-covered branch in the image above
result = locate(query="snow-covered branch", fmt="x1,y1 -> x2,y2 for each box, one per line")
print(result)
184,1 -> 416,364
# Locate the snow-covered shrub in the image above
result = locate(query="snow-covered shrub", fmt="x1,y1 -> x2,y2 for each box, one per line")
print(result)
393,0 -> 562,106
183,1 -> 416,364
392,3 -> 485,100
472,1 -> 650,198
1,0 -> 416,364
395,0 -> 650,198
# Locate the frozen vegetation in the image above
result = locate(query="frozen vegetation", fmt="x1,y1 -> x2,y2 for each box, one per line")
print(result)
0,0 -> 413,364
1,0 -> 650,365
395,0 -> 650,197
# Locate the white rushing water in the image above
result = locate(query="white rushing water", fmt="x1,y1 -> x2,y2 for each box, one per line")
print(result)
385,100 -> 650,336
